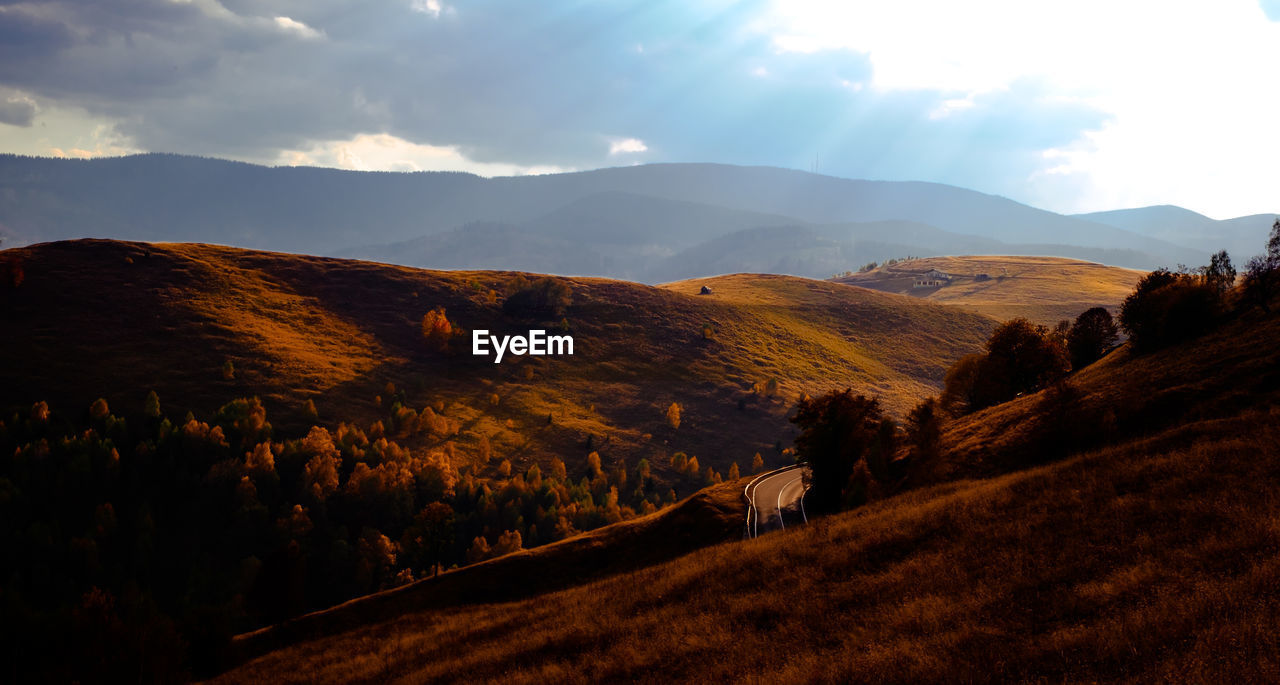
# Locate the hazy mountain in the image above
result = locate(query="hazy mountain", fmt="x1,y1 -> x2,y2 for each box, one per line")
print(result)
523,190 -> 801,248
345,222 -> 619,277
1,153 -> 1207,273
1074,205 -> 1275,262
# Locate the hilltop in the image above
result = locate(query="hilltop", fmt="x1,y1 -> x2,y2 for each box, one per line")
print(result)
0,240 -> 994,482
215,262 -> 1280,684
833,255 -> 1145,325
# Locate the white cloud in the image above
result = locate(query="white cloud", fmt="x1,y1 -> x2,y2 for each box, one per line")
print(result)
273,16 -> 323,39
275,133 -> 570,176
608,137 -> 648,155
928,96 -> 975,120
763,0 -> 1280,217
411,0 -> 448,19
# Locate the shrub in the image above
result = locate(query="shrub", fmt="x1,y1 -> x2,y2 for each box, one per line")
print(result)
503,277 -> 571,317
89,398 -> 110,420
666,402 -> 681,429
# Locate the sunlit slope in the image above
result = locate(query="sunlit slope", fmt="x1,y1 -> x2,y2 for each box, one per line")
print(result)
216,294 -> 1280,684
0,240 -> 992,481
834,255 -> 1144,325
662,273 -> 995,408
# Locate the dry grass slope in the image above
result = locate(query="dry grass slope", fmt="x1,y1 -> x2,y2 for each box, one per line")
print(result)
0,240 -> 994,483
224,477 -> 747,670
215,300 -> 1280,683
835,255 -> 1144,325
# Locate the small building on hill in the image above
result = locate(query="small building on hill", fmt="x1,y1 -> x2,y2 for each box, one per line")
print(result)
913,269 -> 952,288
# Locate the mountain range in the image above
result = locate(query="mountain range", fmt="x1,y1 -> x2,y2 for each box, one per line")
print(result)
1,153 -> 1272,280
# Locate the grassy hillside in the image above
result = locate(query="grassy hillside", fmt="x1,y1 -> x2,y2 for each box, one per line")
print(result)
224,477 -> 747,670
835,255 -> 1144,325
0,240 -> 992,482
215,282 -> 1280,684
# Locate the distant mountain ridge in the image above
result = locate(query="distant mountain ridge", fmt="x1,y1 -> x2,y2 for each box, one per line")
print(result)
0,153 -> 1228,278
1074,205 -> 1275,262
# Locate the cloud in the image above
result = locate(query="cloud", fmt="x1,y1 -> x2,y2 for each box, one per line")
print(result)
759,0 -> 1280,216
608,138 -> 648,155
0,91 -> 37,127
410,0 -> 448,19
275,132 -> 570,176
0,0 -> 1275,216
273,16 -> 323,39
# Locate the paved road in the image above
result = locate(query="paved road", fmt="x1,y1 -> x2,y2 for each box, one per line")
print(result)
744,465 -> 810,538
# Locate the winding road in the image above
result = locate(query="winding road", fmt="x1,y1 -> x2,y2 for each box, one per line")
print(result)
744,464 -> 810,538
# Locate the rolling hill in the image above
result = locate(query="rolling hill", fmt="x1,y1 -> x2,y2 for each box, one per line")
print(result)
0,239 -> 995,483
833,255 -> 1146,325
212,261 -> 1280,684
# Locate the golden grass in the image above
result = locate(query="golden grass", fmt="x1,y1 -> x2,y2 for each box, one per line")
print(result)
937,300 -> 1280,480
1,241 -> 994,484
213,300 -> 1280,683
835,255 -> 1145,325
223,477 -> 749,670
213,406 -> 1280,683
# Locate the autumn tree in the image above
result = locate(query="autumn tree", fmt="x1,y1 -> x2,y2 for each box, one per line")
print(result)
1067,307 -> 1119,370
1201,249 -> 1237,295
421,306 -> 455,352
791,389 -> 885,513
984,318 -> 1070,402
143,391 -> 161,419
402,502 -> 455,577
1120,269 -> 1222,351
906,397 -> 943,463
666,402 -> 682,429
215,397 -> 272,449
940,353 -> 987,415
1242,219 -> 1280,312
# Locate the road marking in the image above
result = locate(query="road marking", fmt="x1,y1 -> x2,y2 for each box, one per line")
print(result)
776,473 -> 804,529
743,464 -> 800,539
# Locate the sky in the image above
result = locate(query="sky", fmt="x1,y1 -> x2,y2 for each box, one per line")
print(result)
1,0 -> 1278,219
